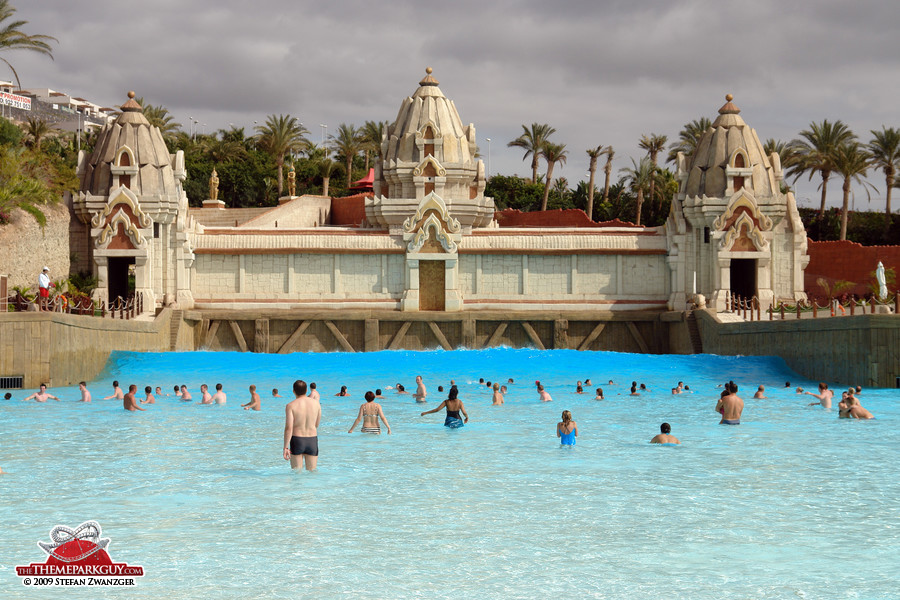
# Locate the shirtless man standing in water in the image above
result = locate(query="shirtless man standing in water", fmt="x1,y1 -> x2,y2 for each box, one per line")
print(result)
103,381 -> 124,401
715,382 -> 743,424
211,383 -> 227,405
242,385 -> 261,410
284,380 -> 321,471
806,382 -> 833,409
24,383 -> 59,402
123,385 -> 145,412
414,375 -> 427,403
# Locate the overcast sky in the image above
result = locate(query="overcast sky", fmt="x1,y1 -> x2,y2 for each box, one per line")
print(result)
8,0 -> 900,210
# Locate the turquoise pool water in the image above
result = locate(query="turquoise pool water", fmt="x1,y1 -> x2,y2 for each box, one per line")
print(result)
1,348 -> 898,599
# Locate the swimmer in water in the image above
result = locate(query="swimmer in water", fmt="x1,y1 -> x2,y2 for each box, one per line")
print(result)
242,385 -> 261,410
200,384 -> 213,404
309,382 -> 320,401
414,375 -> 427,403
650,422 -> 680,444
672,381 -> 684,395
23,383 -> 58,402
173,385 -> 182,399
103,381 -> 124,401
141,386 -> 156,404
421,387 -> 468,428
805,382 -> 833,408
396,384 -> 409,395
594,388 -> 604,401
491,382 -> 504,405
123,385 -> 145,412
336,385 -> 350,397
538,385 -> 552,402
630,382 -> 640,396
557,410 -> 577,446
180,385 -> 192,401
272,388 -> 283,398
575,382 -> 584,394
753,385 -> 767,399
211,383 -> 227,404
846,396 -> 874,420
348,391 -> 391,434
78,382 -> 91,403
155,386 -> 167,397
716,381 -> 743,424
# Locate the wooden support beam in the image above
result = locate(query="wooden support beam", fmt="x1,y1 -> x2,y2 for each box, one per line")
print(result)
577,322 -> 606,351
521,321 -> 546,350
428,321 -> 453,351
626,321 -> 649,354
203,319 -> 219,348
484,322 -> 508,348
387,321 -> 412,350
277,320 -> 310,354
325,321 -> 355,352
364,319 -> 380,352
254,319 -> 269,353
229,320 -> 248,352
461,318 -> 476,349
554,319 -> 568,349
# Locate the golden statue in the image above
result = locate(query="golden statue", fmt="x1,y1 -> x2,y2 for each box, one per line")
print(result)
209,168 -> 219,200
288,164 -> 296,197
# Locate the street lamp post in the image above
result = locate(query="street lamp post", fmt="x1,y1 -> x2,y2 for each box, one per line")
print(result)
319,124 -> 327,152
485,138 -> 492,178
189,116 -> 193,140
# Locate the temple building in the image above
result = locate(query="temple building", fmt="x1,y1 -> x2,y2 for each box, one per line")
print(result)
71,75 -> 807,315
665,95 -> 809,311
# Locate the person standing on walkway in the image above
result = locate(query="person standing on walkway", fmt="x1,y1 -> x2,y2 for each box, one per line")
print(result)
37,266 -> 53,311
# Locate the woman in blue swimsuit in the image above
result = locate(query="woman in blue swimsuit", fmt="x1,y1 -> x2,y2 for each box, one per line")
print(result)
421,387 -> 468,428
557,410 -> 578,445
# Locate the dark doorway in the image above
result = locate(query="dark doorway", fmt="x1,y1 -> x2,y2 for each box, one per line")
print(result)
108,257 -> 135,303
730,259 -> 757,299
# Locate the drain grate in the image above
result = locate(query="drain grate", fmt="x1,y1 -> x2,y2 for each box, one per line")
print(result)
0,375 -> 24,389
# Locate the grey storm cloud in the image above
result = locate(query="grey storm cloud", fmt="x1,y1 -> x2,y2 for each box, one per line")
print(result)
8,0 -> 900,208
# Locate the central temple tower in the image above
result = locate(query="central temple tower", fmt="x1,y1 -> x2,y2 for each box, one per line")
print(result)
366,68 -> 495,310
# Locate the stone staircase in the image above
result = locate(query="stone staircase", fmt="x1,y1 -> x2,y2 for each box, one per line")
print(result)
169,310 -> 183,351
687,311 -> 703,354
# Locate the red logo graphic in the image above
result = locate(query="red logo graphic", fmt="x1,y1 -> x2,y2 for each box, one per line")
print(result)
15,521 -> 144,587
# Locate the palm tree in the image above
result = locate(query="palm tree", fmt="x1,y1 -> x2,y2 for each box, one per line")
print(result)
23,116 -> 51,152
831,142 -> 873,240
201,136 -> 248,164
361,120 -> 388,171
255,114 -> 309,196
602,146 -> 615,204
639,133 -> 668,207
329,123 -> 364,189
667,118 -> 711,163
868,127 -> 900,232
789,119 -> 856,218
585,145 -> 603,220
620,157 -> 654,226
540,142 -> 568,211
0,0 -> 56,89
136,99 -> 181,138
508,123 -> 556,184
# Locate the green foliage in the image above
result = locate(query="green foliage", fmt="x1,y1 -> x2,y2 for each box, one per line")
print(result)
68,270 -> 97,296
0,145 -> 60,226
0,0 -> 57,88
0,115 -> 21,145
800,207 -> 900,244
485,175 -> 544,212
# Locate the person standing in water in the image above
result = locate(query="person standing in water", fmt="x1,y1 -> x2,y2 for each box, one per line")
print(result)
283,380 -> 321,471
413,375 -> 427,403
211,383 -> 227,404
491,382 -> 504,405
243,385 -> 261,410
123,385 -> 145,412
78,382 -> 92,403
103,381 -> 124,401
421,387 -> 468,428
557,410 -> 577,445
348,391 -> 392,434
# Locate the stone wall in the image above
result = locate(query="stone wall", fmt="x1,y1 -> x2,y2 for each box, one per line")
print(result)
0,203 -> 71,291
0,309 -> 190,388
695,310 -> 900,388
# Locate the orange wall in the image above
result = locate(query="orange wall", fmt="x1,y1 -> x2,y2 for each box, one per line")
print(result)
805,239 -> 900,299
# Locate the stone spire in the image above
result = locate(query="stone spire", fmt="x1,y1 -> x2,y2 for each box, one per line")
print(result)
368,68 -> 494,230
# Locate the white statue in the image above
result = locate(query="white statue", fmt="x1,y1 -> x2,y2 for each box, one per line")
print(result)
876,261 -> 887,300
